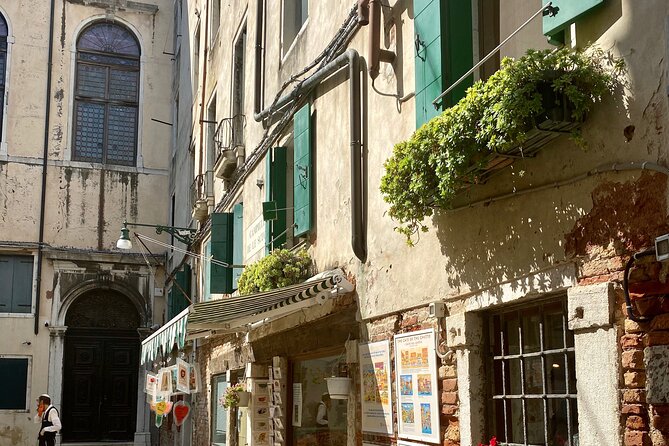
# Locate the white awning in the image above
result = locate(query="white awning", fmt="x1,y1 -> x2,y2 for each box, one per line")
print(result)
186,268 -> 354,339
140,307 -> 189,365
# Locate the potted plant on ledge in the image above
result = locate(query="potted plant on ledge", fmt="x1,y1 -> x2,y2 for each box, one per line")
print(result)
380,46 -> 623,245
222,382 -> 251,409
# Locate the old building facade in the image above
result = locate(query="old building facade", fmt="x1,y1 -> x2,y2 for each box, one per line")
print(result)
0,0 -> 173,444
148,1 -> 669,446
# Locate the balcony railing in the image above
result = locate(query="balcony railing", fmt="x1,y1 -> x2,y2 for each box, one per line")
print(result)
190,170 -> 215,207
214,114 -> 246,161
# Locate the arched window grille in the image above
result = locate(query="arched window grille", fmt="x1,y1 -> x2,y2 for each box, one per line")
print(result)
73,22 -> 140,166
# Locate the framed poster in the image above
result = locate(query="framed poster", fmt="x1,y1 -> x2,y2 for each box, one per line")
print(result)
176,359 -> 190,394
359,340 -> 394,434
394,329 -> 440,443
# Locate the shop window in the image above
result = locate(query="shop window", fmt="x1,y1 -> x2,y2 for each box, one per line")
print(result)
488,298 -> 579,446
0,255 -> 34,314
211,374 -> 229,445
73,22 -> 140,166
290,354 -> 347,446
282,0 -> 308,56
0,357 -> 30,410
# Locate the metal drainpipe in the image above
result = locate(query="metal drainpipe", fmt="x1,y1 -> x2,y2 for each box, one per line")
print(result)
253,0 -> 266,116
368,0 -> 395,80
252,49 -> 366,261
197,0 -> 210,181
34,0 -> 57,335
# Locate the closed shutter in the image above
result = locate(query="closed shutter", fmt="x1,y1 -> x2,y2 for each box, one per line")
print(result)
543,0 -> 604,43
0,358 -> 29,410
232,203 -> 244,289
413,0 -> 472,128
210,213 -> 234,294
0,256 -> 33,314
293,103 -> 312,237
265,147 -> 288,252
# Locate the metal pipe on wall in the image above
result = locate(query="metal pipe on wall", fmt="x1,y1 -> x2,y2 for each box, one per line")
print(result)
35,0 -> 57,335
367,0 -> 395,80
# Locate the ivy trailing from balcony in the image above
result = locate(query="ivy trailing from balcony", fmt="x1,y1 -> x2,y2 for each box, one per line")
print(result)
380,47 -> 624,245
238,248 -> 312,295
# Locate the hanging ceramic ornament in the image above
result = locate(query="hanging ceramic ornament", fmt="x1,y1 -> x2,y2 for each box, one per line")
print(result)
155,400 -> 174,416
155,414 -> 163,428
173,400 -> 191,426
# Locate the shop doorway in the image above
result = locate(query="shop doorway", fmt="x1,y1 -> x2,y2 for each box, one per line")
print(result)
61,290 -> 140,442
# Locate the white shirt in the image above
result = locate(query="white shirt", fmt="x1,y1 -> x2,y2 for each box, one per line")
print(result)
316,401 -> 328,426
34,405 -> 62,434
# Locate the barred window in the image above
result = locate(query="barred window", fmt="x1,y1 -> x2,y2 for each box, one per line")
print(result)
488,298 -> 578,446
73,22 -> 140,166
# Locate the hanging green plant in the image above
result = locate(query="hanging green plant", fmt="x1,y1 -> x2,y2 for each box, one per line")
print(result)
381,46 -> 624,245
237,248 -> 312,295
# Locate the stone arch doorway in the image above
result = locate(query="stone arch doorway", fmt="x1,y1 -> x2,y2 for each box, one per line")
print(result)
62,289 -> 141,443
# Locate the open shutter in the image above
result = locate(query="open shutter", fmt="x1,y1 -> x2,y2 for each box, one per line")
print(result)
293,103 -> 312,237
210,212 -> 234,294
413,0 -> 472,128
543,0 -> 604,44
170,264 -> 191,319
265,147 -> 288,252
232,202 -> 244,289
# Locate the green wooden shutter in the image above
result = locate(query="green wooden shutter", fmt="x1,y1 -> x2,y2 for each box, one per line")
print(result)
12,258 -> 33,313
293,103 -> 312,237
210,213 -> 234,294
232,202 -> 244,289
265,147 -> 288,252
170,264 -> 191,319
543,0 -> 604,43
413,0 -> 472,128
0,256 -> 33,314
0,358 -> 28,410
0,257 -> 12,312
203,241 -> 212,301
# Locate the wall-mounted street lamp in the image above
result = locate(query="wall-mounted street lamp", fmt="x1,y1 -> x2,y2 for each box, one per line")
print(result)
116,221 -> 197,250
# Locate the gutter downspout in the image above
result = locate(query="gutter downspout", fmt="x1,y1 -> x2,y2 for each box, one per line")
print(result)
35,0 -> 57,335
197,0 -> 210,185
253,0 -> 266,116
251,49 -> 366,261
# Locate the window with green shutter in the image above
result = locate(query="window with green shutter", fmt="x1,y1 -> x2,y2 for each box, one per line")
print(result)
293,103 -> 312,237
210,213 -> 234,294
413,0 -> 473,128
203,241 -> 212,301
168,264 -> 191,319
0,357 -> 29,410
265,147 -> 288,253
232,202 -> 244,289
542,0 -> 605,44
0,255 -> 34,314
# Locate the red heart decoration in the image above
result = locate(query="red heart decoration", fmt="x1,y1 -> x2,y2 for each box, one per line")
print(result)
173,401 -> 190,426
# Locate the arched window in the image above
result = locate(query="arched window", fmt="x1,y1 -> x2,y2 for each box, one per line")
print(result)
73,22 -> 140,166
0,14 -> 8,142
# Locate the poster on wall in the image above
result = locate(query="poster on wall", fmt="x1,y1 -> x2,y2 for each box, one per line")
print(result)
291,383 -> 302,427
394,329 -> 440,444
359,340 -> 394,434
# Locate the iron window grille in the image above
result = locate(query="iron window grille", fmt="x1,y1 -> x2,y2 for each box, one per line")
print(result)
488,297 -> 578,446
73,22 -> 140,166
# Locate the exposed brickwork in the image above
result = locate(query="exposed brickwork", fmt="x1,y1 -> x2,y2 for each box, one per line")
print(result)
619,256 -> 669,446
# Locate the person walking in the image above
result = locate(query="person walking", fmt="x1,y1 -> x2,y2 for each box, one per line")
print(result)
34,394 -> 61,446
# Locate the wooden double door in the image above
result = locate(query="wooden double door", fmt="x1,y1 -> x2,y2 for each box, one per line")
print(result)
62,328 -> 139,442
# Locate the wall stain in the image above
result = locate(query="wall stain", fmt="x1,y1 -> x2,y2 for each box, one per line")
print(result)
79,169 -> 89,225
564,172 -> 669,256
0,424 -> 24,445
98,170 -> 106,250
60,0 -> 66,49
130,173 -> 139,220
63,167 -> 72,226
